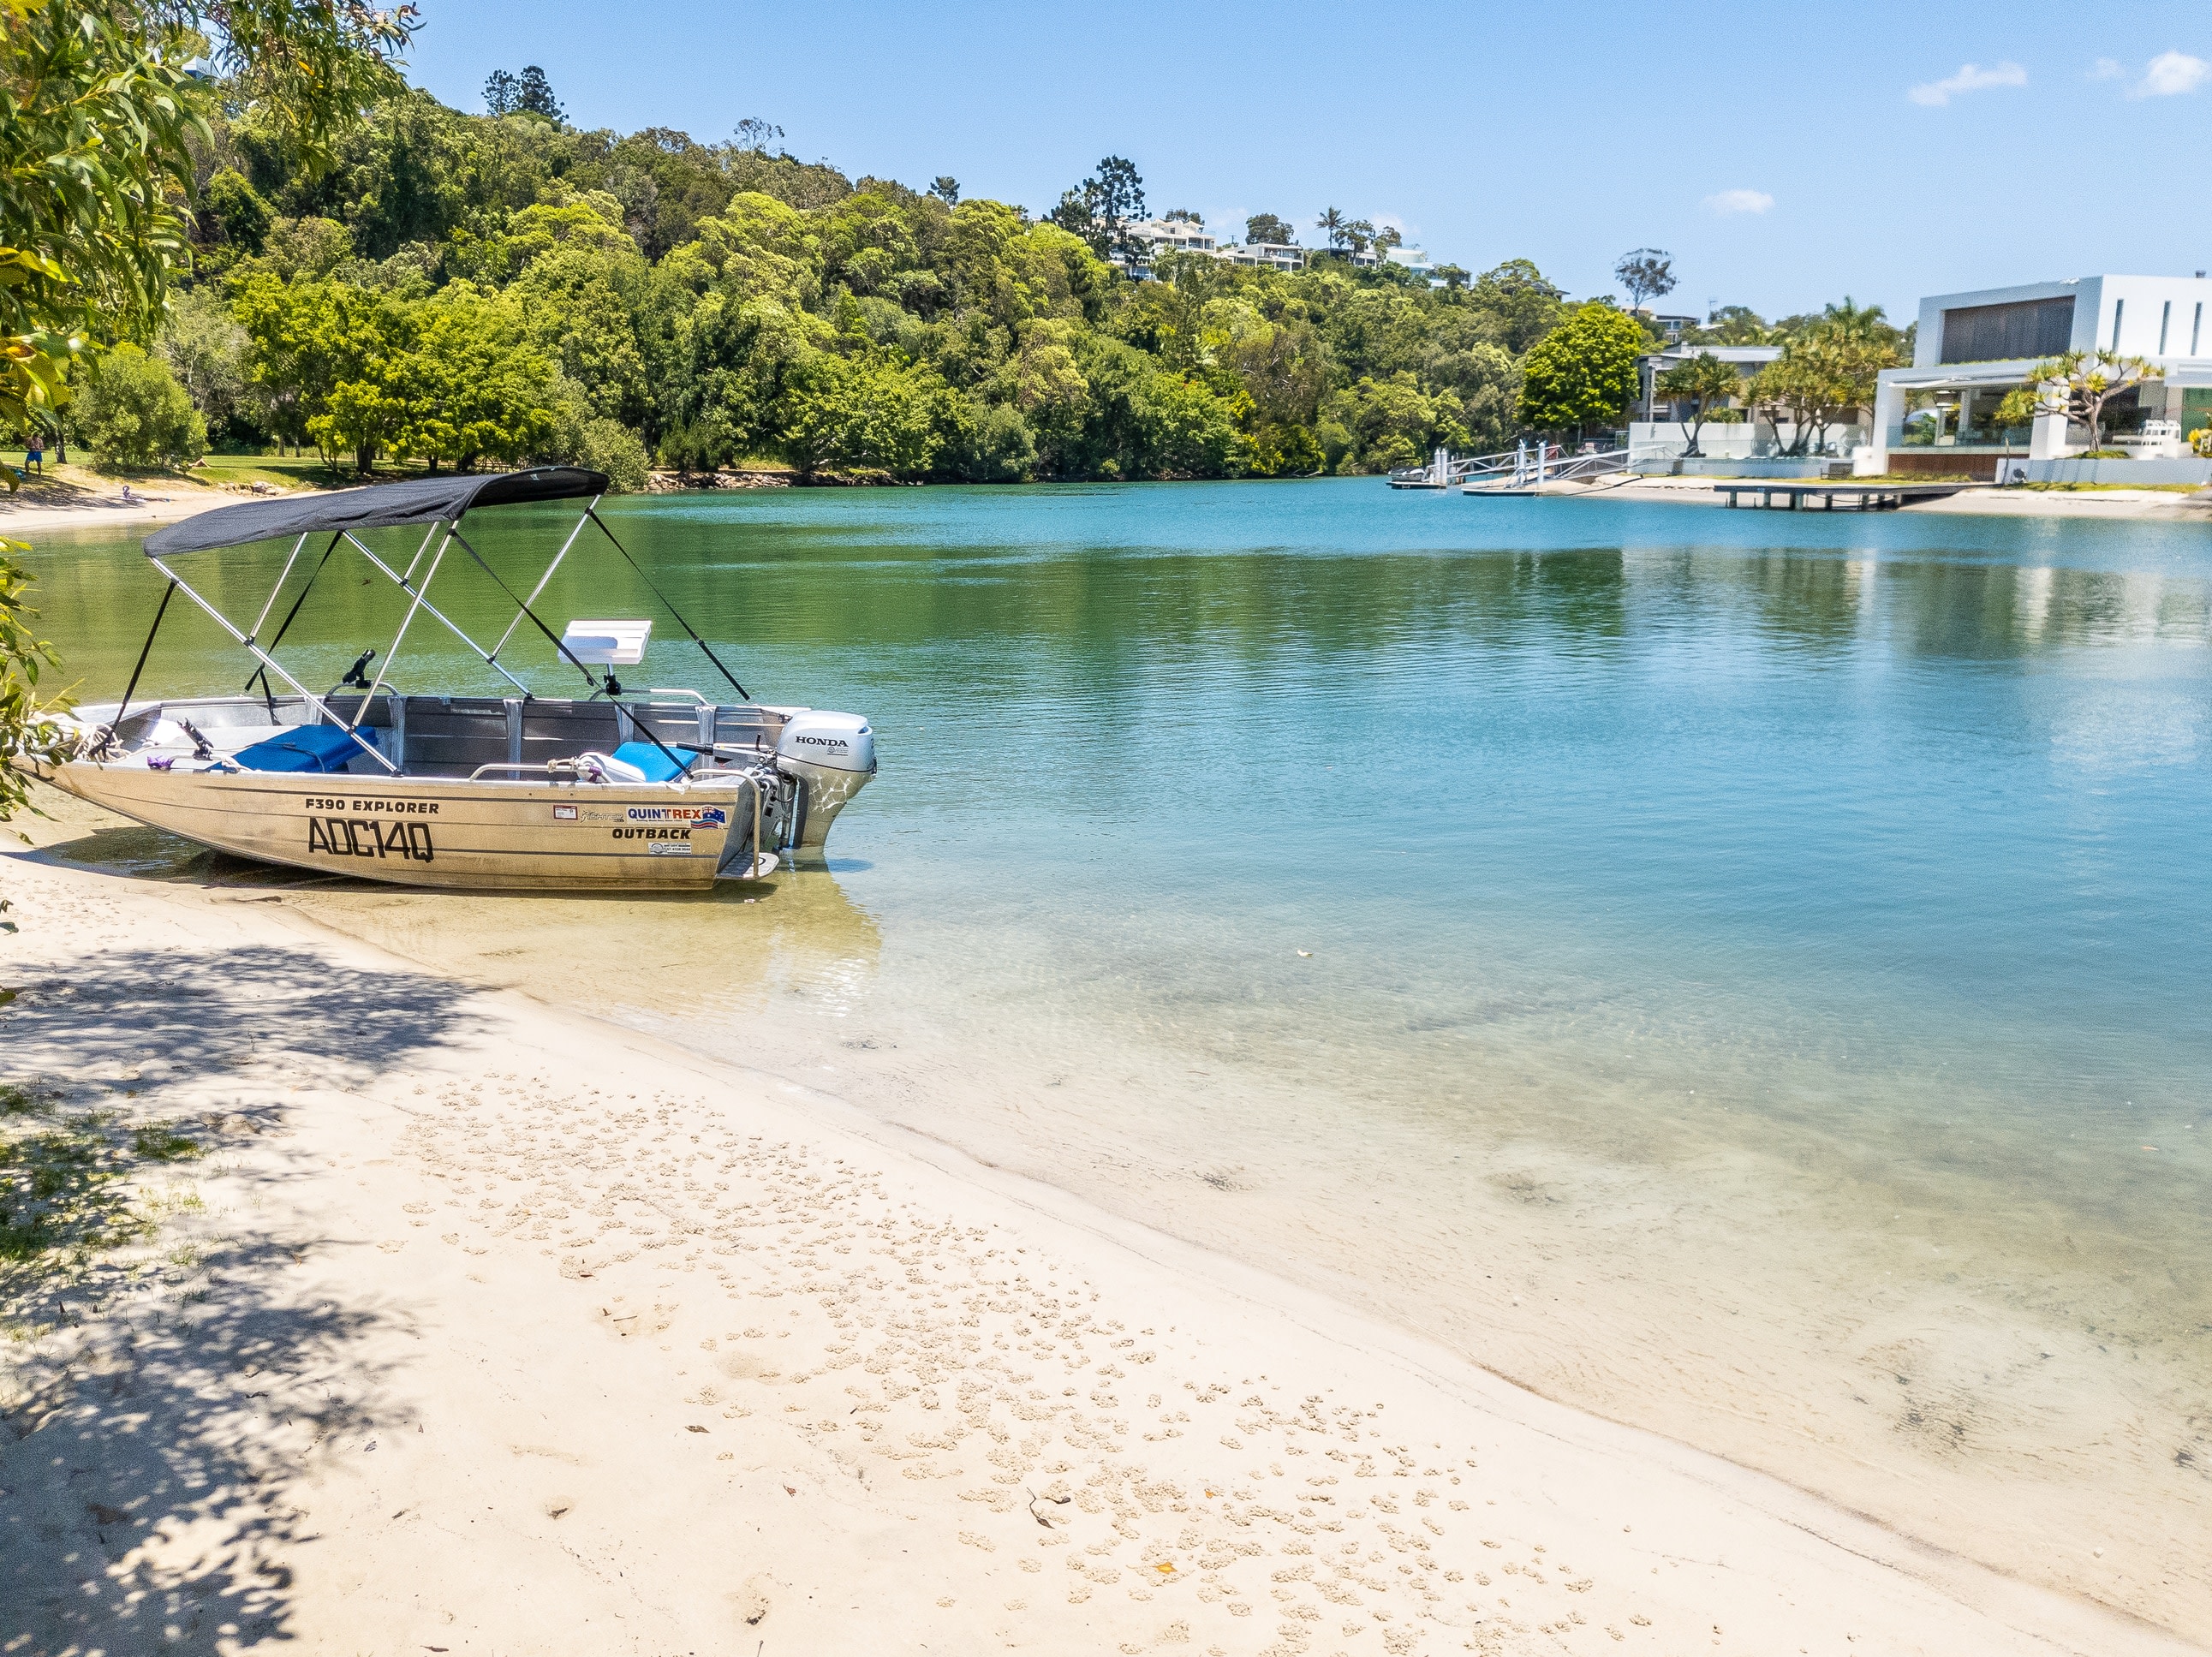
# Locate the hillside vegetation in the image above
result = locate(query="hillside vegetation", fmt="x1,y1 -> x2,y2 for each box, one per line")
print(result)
153,92 -> 1602,486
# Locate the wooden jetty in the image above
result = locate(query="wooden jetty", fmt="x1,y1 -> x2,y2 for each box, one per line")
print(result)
1715,481 -> 1974,511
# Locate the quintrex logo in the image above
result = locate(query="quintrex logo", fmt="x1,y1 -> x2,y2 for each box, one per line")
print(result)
624,805 -> 726,825
308,816 -> 434,863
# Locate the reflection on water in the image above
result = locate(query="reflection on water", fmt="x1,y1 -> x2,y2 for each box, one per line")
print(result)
23,480 -> 2212,1631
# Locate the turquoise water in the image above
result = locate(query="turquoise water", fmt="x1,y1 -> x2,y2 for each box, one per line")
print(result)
22,480 -> 2212,1607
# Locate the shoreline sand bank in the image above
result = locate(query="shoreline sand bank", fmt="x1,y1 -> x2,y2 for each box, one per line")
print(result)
4,472 -> 2209,539
2,846 -> 2201,1654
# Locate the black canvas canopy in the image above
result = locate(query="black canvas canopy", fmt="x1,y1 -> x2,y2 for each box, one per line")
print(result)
143,467 -> 610,557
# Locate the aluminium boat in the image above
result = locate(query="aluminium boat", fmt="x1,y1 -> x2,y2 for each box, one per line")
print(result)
27,468 -> 875,891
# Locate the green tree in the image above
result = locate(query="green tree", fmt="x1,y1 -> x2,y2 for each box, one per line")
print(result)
1515,302 -> 1643,436
485,66 -> 563,122
1653,351 -> 1740,456
1048,155 -> 1146,263
1317,372 -> 1466,474
76,344 -> 207,467
232,273 -> 402,453
1695,305 -> 1769,345
1614,247 -> 1674,311
2016,350 -> 2165,454
200,169 -> 275,264
0,549 -> 66,824
1466,259 -> 1564,354
158,289 -> 255,441
778,352 -> 948,479
1244,213 -> 1294,246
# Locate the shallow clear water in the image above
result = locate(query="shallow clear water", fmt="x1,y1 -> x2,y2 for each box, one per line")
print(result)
21,479 -> 2212,1615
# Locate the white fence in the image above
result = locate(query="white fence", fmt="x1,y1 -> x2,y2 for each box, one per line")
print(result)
1629,422 -> 1868,462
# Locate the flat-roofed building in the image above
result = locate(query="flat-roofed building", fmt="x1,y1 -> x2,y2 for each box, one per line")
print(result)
1869,275 -> 2212,477
1216,241 -> 1306,273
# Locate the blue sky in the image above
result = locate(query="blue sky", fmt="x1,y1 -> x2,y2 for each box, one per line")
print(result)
404,1 -> 2212,322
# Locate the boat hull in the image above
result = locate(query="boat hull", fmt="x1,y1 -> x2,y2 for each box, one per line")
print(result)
41,761 -> 758,891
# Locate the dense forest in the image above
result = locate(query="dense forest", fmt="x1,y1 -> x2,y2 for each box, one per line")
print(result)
86,76 -> 1638,489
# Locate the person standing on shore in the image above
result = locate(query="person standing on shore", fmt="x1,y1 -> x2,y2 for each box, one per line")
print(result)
25,437 -> 42,475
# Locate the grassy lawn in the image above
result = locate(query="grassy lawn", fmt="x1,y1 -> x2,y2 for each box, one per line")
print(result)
2,450 -> 438,495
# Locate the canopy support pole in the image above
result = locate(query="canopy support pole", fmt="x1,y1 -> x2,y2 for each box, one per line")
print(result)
246,534 -> 310,643
586,508 -> 750,700
149,557 -> 399,774
349,534 -> 448,732
99,579 -> 177,753
488,498 -> 599,663
247,532 -> 343,709
338,529 -> 534,697
445,526 -> 599,690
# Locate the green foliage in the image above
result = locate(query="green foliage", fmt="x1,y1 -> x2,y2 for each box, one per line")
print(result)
79,344 -> 208,467
1747,301 -> 1905,456
2018,350 -> 2165,453
1318,373 -> 1468,474
0,551 -> 68,823
779,352 -> 949,478
1516,302 -> 1643,434
199,169 -> 274,271
158,289 -> 254,438
1,0 -> 414,447
1654,350 -> 1742,456
128,1123 -> 203,1162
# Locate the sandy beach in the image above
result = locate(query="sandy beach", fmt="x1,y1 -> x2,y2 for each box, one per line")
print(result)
0,474 -> 243,538
2,838 -> 2200,1656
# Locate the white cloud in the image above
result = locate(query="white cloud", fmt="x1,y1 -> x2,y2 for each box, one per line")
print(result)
2132,50 -> 2210,97
1908,61 -> 2028,106
1703,188 -> 1774,216
2090,57 -> 2126,80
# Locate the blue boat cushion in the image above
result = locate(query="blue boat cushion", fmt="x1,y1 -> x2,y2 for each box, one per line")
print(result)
231,724 -> 374,773
610,739 -> 692,783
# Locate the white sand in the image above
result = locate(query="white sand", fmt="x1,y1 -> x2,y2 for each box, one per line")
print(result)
0,478 -> 245,538
2,854 -> 2198,1655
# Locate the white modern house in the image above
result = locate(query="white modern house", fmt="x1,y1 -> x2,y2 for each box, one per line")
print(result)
1865,275 -> 2212,480
1124,218 -> 1217,258
1216,241 -> 1306,273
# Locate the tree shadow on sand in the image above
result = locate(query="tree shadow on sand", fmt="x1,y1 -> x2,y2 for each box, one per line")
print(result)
2,943 -> 485,1654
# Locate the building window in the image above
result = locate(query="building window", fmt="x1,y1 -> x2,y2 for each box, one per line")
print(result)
2161,300 -> 2172,355
1937,297 -> 2075,364
2111,299 -> 2124,352
2195,302 -> 2203,356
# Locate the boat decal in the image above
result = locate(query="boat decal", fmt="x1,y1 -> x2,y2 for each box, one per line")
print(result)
647,841 -> 693,855
303,796 -> 438,814
307,817 -> 435,862
552,804 -> 577,820
622,805 -> 725,824
611,825 -> 692,841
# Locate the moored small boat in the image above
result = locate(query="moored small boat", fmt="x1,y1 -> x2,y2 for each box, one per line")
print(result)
26,468 -> 876,891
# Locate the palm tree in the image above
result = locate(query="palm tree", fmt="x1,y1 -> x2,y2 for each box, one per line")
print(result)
1655,352 -> 1741,457
1315,206 -> 1346,251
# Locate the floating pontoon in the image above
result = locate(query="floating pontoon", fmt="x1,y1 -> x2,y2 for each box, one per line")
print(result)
30,468 -> 874,891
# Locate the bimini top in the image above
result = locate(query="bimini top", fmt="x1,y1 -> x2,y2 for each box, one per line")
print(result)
144,467 -> 610,557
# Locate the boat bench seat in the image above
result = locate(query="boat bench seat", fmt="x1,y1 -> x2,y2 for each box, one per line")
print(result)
231,724 -> 376,773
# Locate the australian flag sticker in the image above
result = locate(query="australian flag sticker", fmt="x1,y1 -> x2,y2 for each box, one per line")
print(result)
701,808 -> 728,826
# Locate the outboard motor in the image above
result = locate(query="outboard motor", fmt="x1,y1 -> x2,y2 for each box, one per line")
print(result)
772,710 -> 875,852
